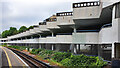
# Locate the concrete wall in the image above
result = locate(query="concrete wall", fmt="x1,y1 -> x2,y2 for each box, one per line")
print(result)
47,22 -> 60,29
56,35 -> 72,43
99,27 -> 113,43
39,38 -> 46,43
72,32 -> 99,44
46,37 -> 56,43
39,25 -> 49,31
57,16 -> 74,25
73,6 -> 102,19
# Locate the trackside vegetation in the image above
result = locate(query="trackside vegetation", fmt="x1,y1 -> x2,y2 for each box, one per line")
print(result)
6,45 -> 107,68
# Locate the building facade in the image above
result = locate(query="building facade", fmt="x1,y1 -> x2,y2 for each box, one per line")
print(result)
0,0 -> 120,60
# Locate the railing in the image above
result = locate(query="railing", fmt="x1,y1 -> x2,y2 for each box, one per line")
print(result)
56,12 -> 73,16
73,1 -> 100,8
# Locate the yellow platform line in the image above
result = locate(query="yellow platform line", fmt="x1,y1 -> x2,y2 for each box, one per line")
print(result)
1,47 -> 12,68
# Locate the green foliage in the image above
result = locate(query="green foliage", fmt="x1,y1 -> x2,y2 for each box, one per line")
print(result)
19,26 -> 27,33
9,27 -> 18,36
2,30 -> 10,38
2,27 -> 18,38
1,25 -> 34,38
27,26 -> 34,30
30,48 -> 44,55
52,52 -> 71,62
8,45 -> 27,51
60,55 -> 107,68
8,46 -> 107,68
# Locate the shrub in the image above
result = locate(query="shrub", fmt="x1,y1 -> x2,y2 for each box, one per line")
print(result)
60,54 -> 107,68
52,52 -> 71,62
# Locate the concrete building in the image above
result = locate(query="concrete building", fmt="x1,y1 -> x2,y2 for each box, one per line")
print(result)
0,0 -> 120,60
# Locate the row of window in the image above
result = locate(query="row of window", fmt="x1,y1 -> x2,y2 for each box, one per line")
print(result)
73,1 -> 100,8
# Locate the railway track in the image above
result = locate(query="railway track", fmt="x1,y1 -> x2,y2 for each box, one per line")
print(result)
8,48 -> 52,68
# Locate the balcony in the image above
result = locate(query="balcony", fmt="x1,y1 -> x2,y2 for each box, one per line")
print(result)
99,27 -> 112,44
39,25 -> 50,32
29,29 -> 37,34
39,38 -> 47,43
72,32 -> 99,44
47,22 -> 60,29
33,27 -> 42,33
46,37 -> 56,43
73,1 -> 101,20
57,12 -> 75,26
56,35 -> 72,44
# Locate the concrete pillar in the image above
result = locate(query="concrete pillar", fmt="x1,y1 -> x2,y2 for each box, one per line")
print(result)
39,44 -> 41,49
70,44 -> 73,53
21,38 -> 22,40
98,44 -> 102,57
39,34 -> 41,38
73,28 -> 77,33
31,36 -> 33,39
52,32 -> 54,37
74,45 -> 77,54
52,45 -> 54,50
112,43 -> 115,58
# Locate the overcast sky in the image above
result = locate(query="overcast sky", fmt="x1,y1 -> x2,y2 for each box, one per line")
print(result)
0,0 -> 98,33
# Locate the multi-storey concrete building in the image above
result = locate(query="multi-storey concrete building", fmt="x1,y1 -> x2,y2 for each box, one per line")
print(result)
0,0 -> 120,60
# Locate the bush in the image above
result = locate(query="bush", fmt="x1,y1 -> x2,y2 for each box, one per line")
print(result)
52,52 -> 71,62
60,54 -> 107,68
8,45 -> 107,68
8,45 -> 27,51
30,48 -> 44,55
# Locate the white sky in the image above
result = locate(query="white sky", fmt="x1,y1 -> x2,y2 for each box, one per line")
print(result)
0,0 -> 98,32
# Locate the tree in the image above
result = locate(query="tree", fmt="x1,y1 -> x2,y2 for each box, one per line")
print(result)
9,27 -> 18,36
19,26 -> 27,33
2,30 -> 10,38
27,26 -> 34,30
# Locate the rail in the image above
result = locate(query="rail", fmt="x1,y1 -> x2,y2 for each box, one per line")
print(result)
8,48 -> 52,68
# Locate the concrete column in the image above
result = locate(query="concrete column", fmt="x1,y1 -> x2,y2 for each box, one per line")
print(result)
52,45 -> 54,50
70,44 -> 74,53
73,28 -> 77,33
52,32 -> 54,37
98,44 -> 102,57
39,44 -> 41,49
31,36 -> 33,39
38,34 -> 41,38
112,43 -> 115,58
